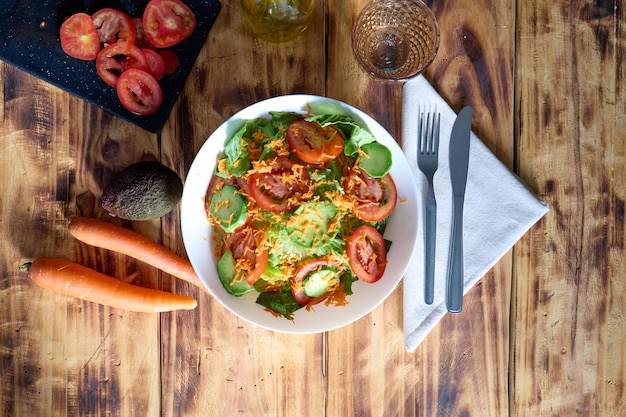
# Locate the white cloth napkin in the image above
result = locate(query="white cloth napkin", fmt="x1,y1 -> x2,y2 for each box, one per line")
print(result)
402,75 -> 548,352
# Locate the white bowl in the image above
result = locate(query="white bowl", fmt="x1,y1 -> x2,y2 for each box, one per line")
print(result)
181,95 -> 419,334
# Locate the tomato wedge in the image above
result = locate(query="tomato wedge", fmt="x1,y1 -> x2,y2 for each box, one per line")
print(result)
344,170 -> 398,222
247,157 -> 311,212
96,41 -> 149,88
225,227 -> 268,285
59,13 -> 100,60
347,225 -> 387,283
116,69 -> 163,115
143,0 -> 197,48
92,8 -> 136,48
286,119 -> 345,164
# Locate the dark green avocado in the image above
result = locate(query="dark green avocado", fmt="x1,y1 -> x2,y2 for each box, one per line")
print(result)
101,161 -> 183,221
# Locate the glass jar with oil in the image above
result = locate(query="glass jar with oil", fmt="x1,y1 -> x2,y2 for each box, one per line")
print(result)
240,0 -> 316,43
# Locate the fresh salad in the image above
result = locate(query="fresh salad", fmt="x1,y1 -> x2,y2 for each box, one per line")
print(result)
204,108 -> 398,319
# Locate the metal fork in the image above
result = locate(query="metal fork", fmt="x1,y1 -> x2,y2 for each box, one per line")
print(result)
417,111 -> 440,305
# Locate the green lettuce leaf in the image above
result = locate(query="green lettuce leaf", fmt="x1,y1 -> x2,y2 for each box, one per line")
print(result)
256,289 -> 303,320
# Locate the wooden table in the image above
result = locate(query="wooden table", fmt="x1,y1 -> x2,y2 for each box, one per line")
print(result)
1,1 -> 624,415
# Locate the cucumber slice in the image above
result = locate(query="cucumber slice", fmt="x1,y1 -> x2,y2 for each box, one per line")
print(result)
303,266 -> 340,297
217,250 -> 253,296
209,185 -> 248,233
358,142 -> 392,178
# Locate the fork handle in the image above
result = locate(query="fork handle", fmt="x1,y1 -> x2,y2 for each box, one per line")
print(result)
424,183 -> 436,305
446,196 -> 464,313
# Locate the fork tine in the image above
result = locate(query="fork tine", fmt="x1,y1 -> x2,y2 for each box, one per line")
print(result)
419,111 -> 438,155
418,112 -> 430,154
427,113 -> 434,154
418,112 -> 424,153
432,113 -> 441,154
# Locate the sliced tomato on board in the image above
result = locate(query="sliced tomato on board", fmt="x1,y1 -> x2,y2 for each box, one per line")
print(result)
116,69 -> 163,115
224,227 -> 268,285
142,48 -> 165,80
343,170 -> 397,222
247,157 -> 311,213
92,8 -> 136,48
346,225 -> 387,283
132,17 -> 156,50
286,119 -> 345,164
58,2 -> 199,117
95,41 -> 149,87
143,0 -> 197,48
158,50 -> 180,74
59,13 -> 101,60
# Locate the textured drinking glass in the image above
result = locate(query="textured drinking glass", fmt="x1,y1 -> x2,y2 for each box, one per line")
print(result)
352,0 -> 439,81
241,0 -> 316,43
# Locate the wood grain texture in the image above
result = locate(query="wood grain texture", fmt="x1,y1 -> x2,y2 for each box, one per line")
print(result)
0,61 -> 163,415
513,0 -> 626,415
2,0 -> 625,415
157,2 -> 328,416
419,0 -> 516,415
324,0 -> 515,416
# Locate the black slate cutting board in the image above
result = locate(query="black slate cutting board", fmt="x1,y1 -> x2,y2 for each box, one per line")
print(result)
0,0 -> 221,133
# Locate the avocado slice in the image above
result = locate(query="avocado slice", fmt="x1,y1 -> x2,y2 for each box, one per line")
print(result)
286,201 -> 337,248
358,142 -> 393,178
217,250 -> 253,296
208,185 -> 248,233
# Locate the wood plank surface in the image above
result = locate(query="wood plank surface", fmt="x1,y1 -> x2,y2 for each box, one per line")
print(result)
324,0 -> 515,416
0,65 -> 162,415
513,0 -> 626,415
421,0 -> 516,415
158,2 -> 328,416
1,0 -> 625,416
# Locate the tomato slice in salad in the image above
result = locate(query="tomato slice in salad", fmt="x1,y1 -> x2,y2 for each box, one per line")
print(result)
247,157 -> 311,212
344,170 -> 398,222
286,119 -> 345,164
225,227 -> 268,285
116,69 -> 163,115
92,8 -> 136,48
143,0 -> 197,48
347,225 -> 388,283
59,13 -> 101,60
96,41 -> 149,87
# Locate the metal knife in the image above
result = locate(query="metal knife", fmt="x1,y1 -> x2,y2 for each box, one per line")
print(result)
446,106 -> 473,313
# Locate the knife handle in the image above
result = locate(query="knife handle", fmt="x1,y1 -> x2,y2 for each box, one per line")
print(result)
446,197 -> 464,313
424,186 -> 436,304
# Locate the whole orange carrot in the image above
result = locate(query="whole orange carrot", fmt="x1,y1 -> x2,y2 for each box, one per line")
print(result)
26,257 -> 198,313
68,217 -> 205,290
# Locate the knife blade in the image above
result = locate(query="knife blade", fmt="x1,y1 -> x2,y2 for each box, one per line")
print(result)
446,106 -> 473,313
